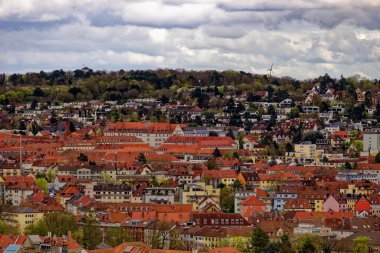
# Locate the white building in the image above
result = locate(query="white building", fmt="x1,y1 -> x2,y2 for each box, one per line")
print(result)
103,122 -> 184,147
363,129 -> 380,155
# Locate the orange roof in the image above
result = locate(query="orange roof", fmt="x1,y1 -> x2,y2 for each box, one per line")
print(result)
241,196 -> 265,206
104,122 -> 185,133
294,211 -> 354,219
88,242 -> 150,253
203,170 -> 237,179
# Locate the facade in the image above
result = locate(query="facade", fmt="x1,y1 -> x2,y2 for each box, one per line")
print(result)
363,129 -> 380,155
180,182 -> 220,210
94,183 -> 132,203
103,122 -> 185,147
143,187 -> 175,204
6,206 -> 43,233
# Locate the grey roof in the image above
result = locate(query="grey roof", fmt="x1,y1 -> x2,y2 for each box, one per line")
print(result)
28,235 -> 42,244
94,242 -> 111,249
8,206 -> 39,213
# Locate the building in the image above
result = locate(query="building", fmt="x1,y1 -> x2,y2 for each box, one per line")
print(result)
103,122 -> 185,147
363,129 -> 380,155
5,206 -> 43,233
94,183 -> 132,203
143,187 -> 175,204
180,182 -> 220,210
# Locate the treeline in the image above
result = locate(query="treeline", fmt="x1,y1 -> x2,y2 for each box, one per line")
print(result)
0,68 -> 379,108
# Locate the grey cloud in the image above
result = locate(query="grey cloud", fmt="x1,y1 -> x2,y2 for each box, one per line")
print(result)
0,0 -> 379,79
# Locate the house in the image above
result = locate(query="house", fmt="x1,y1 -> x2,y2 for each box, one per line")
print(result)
284,199 -> 313,212
144,220 -> 176,249
143,188 -> 175,204
66,194 -> 93,215
356,88 -> 366,103
240,195 -> 265,220
103,122 -> 185,147
323,195 -> 340,212
53,175 -> 76,191
273,190 -> 298,211
180,182 -> 220,210
191,212 -> 250,226
6,182 -> 39,206
202,170 -> 238,188
5,206 -> 43,233
94,183 -> 132,203
355,196 -> 371,217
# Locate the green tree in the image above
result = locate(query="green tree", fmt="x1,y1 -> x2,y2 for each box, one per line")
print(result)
232,179 -> 243,191
82,217 -> 102,250
129,112 -> 139,122
375,152 -> 380,163
249,226 -> 269,253
220,187 -> 234,213
36,178 -> 48,193
77,152 -> 88,162
353,236 -> 370,253
297,234 -> 318,253
277,234 -> 294,253
26,212 -> 77,237
33,87 -> 45,97
213,148 -> 222,158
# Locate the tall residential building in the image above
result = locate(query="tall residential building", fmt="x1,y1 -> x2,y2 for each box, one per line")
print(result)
363,129 -> 380,155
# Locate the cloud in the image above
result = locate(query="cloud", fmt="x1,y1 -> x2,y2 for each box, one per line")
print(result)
0,0 -> 379,79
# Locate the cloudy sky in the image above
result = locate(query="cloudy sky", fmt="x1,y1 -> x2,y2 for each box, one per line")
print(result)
0,0 -> 379,79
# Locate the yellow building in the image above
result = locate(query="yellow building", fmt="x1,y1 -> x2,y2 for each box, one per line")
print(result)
0,168 -> 21,178
6,206 -> 43,233
180,182 -> 220,210
314,199 -> 324,212
287,143 -> 324,164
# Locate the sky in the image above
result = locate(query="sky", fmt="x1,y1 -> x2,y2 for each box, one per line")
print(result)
0,0 -> 379,80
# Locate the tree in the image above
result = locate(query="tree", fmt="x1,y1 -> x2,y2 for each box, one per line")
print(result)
0,205 -> 19,234
33,87 -> 45,97
36,178 -> 48,193
220,187 -> 234,213
285,143 -> 294,153
69,120 -> 76,133
277,234 -> 294,253
30,120 -> 42,135
209,131 -> 219,136
137,153 -> 147,164
18,120 -> 27,132
249,226 -> 269,253
375,152 -> 380,163
297,236 -> 318,253
82,216 -> 102,250
232,179 -> 243,191
206,158 -> 217,170
226,129 -> 235,139
319,236 -> 337,253
26,212 -> 77,237
77,152 -> 88,162
352,236 -> 370,253
213,148 -> 222,158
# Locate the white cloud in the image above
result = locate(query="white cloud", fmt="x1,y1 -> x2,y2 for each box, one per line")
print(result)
0,0 -> 379,79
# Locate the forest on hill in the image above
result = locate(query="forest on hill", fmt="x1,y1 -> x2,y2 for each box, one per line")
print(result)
0,68 -> 378,109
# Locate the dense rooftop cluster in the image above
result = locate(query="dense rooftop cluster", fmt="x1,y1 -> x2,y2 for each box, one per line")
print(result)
1,69 -> 380,252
